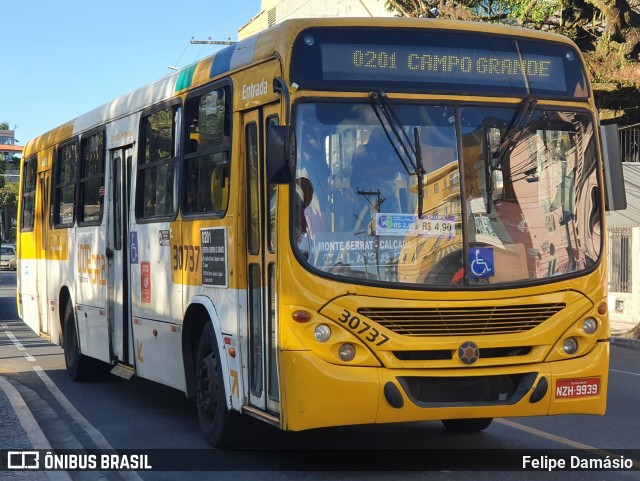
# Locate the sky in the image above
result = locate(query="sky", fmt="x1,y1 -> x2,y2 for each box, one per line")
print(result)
2,0 -> 262,145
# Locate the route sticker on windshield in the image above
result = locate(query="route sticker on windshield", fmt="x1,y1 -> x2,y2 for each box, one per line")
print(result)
375,213 -> 456,238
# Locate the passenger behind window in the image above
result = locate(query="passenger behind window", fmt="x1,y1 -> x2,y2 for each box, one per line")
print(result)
298,129 -> 330,235
210,159 -> 229,211
294,176 -> 314,259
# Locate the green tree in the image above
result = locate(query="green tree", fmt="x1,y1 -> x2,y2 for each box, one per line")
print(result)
0,181 -> 19,206
0,182 -> 18,241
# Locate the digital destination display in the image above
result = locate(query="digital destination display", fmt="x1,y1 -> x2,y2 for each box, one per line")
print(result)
290,28 -> 587,98
321,43 -> 565,91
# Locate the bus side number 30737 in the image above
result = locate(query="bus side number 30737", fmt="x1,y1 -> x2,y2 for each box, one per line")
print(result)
337,309 -> 389,346
172,245 -> 201,272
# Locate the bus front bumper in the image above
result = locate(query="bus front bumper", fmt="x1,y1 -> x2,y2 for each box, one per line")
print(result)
280,341 -> 608,431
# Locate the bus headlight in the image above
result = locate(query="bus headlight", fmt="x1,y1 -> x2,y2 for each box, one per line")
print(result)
338,343 -> 356,362
314,324 -> 331,343
582,318 -> 598,334
563,337 -> 578,354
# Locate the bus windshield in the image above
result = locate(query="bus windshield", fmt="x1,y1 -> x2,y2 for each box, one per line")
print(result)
293,102 -> 601,287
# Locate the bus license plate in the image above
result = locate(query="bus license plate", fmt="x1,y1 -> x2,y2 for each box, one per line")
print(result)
555,377 -> 600,399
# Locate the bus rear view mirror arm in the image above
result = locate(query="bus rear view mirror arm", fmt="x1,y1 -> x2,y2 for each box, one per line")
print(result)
601,123 -> 627,212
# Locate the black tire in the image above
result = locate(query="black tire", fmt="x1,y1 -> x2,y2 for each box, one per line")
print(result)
62,301 -> 93,381
195,322 -> 240,448
441,418 -> 493,432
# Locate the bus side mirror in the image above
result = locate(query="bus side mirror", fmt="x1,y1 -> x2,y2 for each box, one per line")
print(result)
266,126 -> 296,184
600,124 -> 627,212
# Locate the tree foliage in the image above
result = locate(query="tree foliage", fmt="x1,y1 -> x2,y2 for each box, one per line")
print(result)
0,182 -> 19,208
384,0 -> 639,52
385,0 -> 640,123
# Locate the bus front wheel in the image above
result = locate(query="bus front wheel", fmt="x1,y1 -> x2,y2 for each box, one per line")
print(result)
441,418 -> 493,432
62,301 -> 93,381
195,323 -> 239,448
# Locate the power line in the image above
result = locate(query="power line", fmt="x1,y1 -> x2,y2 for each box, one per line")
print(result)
189,37 -> 235,46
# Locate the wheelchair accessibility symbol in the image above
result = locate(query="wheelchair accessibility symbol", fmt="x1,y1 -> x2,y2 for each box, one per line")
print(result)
469,248 -> 494,278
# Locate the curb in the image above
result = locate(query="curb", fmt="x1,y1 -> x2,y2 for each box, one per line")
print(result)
611,337 -> 640,351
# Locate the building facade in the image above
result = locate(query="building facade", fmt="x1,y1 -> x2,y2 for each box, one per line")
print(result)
0,129 -> 21,241
0,129 -> 21,183
238,0 -> 393,39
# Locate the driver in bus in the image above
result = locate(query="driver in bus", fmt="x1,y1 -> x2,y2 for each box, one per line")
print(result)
294,176 -> 314,259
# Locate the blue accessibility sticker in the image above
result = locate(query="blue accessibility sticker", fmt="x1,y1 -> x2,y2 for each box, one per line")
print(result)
469,247 -> 494,278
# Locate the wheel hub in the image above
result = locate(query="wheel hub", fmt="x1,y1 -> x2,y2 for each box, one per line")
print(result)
197,353 -> 218,418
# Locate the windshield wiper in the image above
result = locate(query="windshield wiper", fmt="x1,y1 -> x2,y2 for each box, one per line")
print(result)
486,96 -> 537,213
369,91 -> 426,218
494,96 -> 538,172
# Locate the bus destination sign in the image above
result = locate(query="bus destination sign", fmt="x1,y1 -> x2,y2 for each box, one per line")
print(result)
320,43 -> 566,92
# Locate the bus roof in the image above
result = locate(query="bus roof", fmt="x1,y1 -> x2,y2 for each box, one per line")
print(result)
23,17 -> 580,155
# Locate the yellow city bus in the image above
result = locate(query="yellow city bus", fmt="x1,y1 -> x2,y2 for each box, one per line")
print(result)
18,17 -> 626,447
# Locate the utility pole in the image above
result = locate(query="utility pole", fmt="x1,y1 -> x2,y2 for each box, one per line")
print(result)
189,37 -> 236,46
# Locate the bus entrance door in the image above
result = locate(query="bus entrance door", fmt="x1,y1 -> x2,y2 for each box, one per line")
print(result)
243,107 -> 281,418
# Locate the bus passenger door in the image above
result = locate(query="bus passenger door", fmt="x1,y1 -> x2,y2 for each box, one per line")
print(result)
36,170 -> 50,336
243,107 -> 281,416
107,146 -> 133,364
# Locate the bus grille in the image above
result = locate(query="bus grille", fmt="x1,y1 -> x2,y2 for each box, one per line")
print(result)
358,303 -> 565,336
398,373 -> 536,406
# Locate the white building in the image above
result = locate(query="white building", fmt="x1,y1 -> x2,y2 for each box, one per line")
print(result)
238,0 -> 394,39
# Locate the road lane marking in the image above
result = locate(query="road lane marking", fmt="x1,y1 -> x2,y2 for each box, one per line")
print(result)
5,330 -> 37,362
6,330 -> 26,350
0,375 -> 73,481
3,321 -> 143,479
497,418 -> 640,469
33,366 -> 145,481
611,368 -> 640,377
497,418 -> 597,449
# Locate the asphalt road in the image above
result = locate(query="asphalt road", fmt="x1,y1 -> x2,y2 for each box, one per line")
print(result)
1,271 -> 639,480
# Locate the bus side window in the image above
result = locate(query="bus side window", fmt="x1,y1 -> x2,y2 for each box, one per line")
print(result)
137,104 -> 181,220
183,85 -> 231,216
20,157 -> 37,232
53,142 -> 78,227
78,131 -> 105,225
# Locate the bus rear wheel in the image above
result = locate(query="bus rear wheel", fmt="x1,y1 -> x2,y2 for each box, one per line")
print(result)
62,301 -> 93,381
195,323 -> 239,448
441,418 -> 493,432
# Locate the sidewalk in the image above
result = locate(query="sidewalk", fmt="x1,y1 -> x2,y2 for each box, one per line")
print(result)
610,317 -> 638,337
0,379 -> 34,450
0,376 -> 49,480
610,318 -> 640,351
